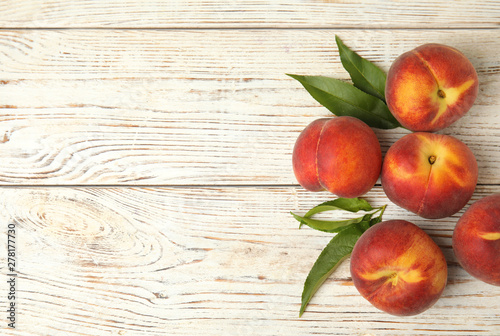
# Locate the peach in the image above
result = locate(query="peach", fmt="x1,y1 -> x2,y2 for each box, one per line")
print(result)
386,43 -> 478,132
381,132 -> 477,219
452,194 -> 500,286
292,116 -> 381,198
350,220 -> 448,316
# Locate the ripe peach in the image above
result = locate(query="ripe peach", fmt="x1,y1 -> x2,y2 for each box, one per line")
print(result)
381,132 -> 477,219
386,43 -> 478,132
452,194 -> 500,286
292,116 -> 381,198
350,220 -> 448,316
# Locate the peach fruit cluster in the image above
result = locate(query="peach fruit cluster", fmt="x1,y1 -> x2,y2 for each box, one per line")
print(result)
293,43 -> 498,316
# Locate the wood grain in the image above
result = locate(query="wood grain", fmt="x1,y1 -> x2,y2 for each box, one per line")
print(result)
0,0 -> 499,28
0,29 -> 499,185
0,186 -> 499,335
1,1 -> 500,335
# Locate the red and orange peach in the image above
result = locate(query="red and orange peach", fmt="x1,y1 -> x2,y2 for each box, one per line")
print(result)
452,193 -> 500,286
381,132 -> 478,219
386,43 -> 478,132
292,116 -> 381,198
350,220 -> 448,316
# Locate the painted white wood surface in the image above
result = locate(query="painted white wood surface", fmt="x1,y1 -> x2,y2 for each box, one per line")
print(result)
0,29 -> 499,185
0,0 -> 499,28
0,186 -> 499,336
0,1 -> 499,335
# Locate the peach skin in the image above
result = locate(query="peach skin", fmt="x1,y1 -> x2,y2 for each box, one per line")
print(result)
292,116 -> 381,198
453,193 -> 500,286
386,44 -> 478,132
350,220 -> 448,316
381,132 -> 478,219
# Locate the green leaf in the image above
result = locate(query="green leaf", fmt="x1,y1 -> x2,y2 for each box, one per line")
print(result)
303,198 -> 374,218
358,220 -> 371,232
299,224 -> 365,317
369,204 -> 387,227
294,199 -> 388,317
287,74 -> 401,129
291,198 -> 376,232
291,212 -> 369,233
335,35 -> 387,102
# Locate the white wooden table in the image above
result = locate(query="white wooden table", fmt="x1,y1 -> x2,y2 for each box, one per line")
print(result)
0,1 -> 499,335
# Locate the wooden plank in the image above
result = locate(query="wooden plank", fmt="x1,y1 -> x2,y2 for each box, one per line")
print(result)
1,186 -> 499,335
0,29 -> 499,185
0,0 -> 499,28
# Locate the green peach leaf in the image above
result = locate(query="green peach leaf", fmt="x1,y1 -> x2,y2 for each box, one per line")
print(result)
299,223 -> 366,317
335,35 -> 387,102
287,74 -> 401,129
303,198 -> 374,218
291,212 -> 372,233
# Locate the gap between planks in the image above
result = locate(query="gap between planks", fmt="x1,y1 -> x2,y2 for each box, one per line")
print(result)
0,184 -> 302,188
0,183 -> 497,188
0,27 -> 498,31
